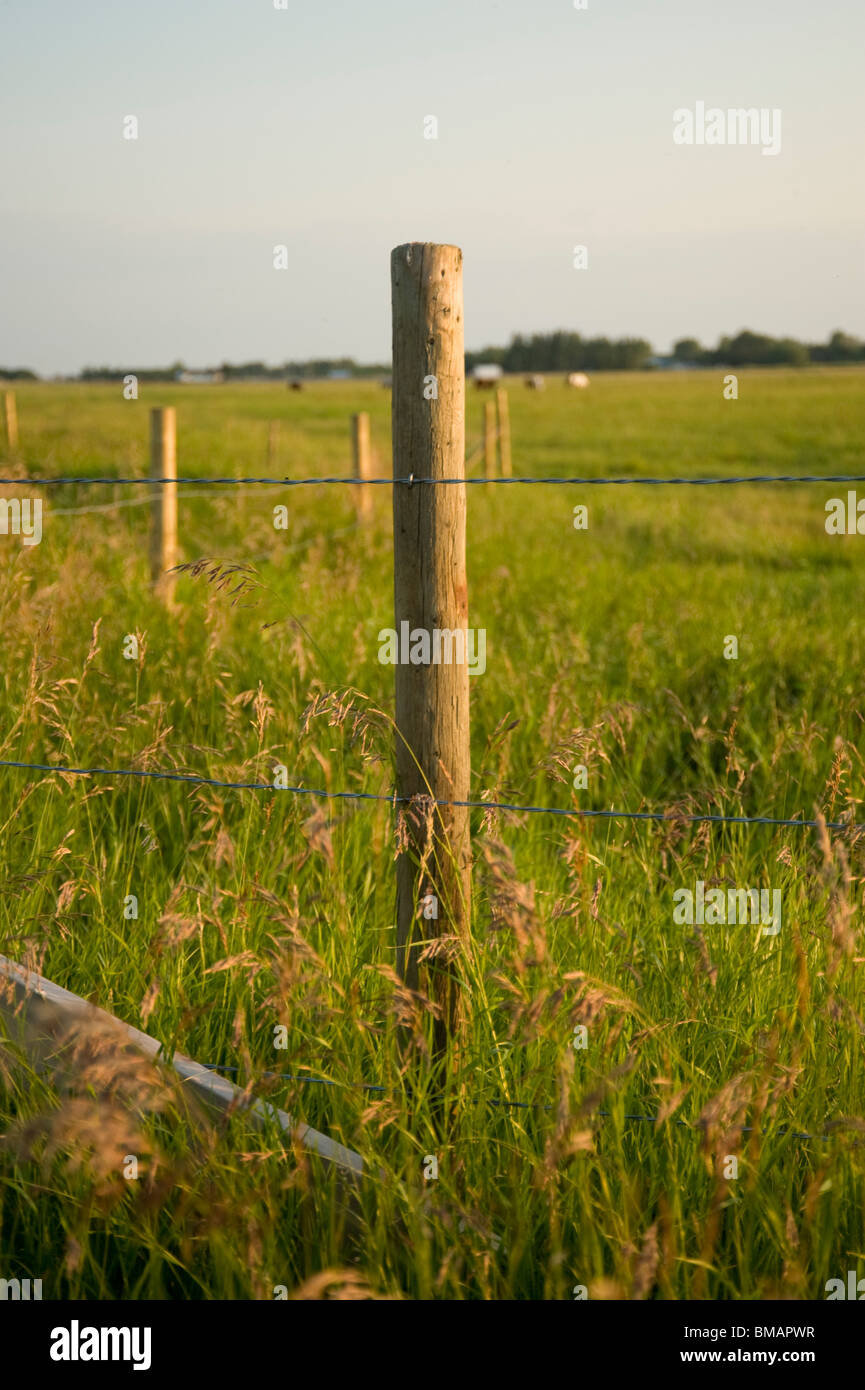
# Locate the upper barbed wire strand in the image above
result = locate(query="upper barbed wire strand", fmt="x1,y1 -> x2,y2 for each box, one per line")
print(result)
4,473 -> 865,487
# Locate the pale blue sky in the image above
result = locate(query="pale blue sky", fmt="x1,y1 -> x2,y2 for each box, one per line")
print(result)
1,0 -> 862,374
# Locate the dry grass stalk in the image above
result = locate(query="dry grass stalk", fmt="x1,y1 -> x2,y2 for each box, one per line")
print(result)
5,1001 -> 178,1198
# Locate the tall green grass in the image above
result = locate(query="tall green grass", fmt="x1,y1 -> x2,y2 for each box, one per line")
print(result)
1,369 -> 864,1299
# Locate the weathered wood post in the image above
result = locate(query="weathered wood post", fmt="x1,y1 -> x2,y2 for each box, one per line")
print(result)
484,399 -> 496,482
352,411 -> 372,521
496,386 -> 512,478
391,242 -> 471,1057
149,407 -> 177,602
4,392 -> 19,453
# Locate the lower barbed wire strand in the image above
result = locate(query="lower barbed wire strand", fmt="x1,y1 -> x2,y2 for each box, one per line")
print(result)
0,759 -> 857,829
196,1064 -> 831,1141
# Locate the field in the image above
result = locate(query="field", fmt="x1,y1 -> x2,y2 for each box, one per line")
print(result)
1,367 -> 865,1300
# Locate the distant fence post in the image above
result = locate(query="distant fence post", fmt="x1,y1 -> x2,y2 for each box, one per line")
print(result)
267,420 -> 279,471
352,411 -> 372,520
149,407 -> 177,601
391,242 -> 471,1057
4,392 -> 18,453
496,387 -> 512,478
484,399 -> 496,482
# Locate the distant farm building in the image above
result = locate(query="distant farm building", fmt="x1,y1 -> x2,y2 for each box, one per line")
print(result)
566,372 -> 590,388
175,369 -> 224,384
472,363 -> 503,388
647,356 -> 693,371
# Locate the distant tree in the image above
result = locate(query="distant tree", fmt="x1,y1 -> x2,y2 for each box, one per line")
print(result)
587,338 -> 614,371
726,331 -> 771,365
673,338 -> 702,363
615,338 -> 653,370
777,338 -> 809,366
827,330 -> 863,361
503,334 -> 530,373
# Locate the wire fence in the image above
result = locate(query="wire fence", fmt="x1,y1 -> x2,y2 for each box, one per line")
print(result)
3,441 -> 860,1160
195,1062 -> 836,1143
4,459 -> 853,832
4,471 -> 865,487
0,758 -> 859,830
2,462 -> 858,855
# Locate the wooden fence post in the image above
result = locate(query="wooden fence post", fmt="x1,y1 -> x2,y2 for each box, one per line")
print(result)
4,392 -> 18,453
496,386 -> 512,478
267,420 -> 279,471
149,407 -> 177,601
352,411 -> 372,520
484,399 -> 496,481
391,242 -> 471,1057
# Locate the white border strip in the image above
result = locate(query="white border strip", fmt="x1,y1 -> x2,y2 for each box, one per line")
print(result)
0,954 -> 364,1178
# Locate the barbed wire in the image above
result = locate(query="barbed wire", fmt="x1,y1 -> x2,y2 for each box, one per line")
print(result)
4,472 -> 865,488
196,1062 -> 834,1141
0,758 -> 858,829
4,442 -> 857,1162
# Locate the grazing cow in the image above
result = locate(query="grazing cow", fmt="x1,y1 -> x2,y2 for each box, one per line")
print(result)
566,372 -> 590,388
525,374 -> 545,390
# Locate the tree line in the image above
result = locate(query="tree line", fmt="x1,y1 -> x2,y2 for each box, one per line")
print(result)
466,333 -> 653,372
74,359 -> 390,382
3,329 -> 863,383
670,329 -> 865,368
466,328 -> 865,373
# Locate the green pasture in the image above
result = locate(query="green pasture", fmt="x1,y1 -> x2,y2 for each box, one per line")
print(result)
1,367 -> 864,1299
